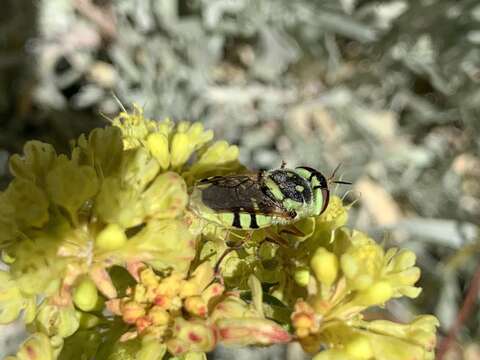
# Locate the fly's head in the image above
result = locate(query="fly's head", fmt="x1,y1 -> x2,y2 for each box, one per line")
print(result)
294,166 -> 330,217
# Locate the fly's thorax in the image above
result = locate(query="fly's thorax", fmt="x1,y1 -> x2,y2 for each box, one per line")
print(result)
264,169 -> 315,216
294,167 -> 330,216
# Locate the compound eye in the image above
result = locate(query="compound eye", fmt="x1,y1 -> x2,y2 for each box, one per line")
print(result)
320,188 -> 330,214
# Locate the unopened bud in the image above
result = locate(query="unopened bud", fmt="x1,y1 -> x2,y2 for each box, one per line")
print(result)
73,276 -> 98,312
311,248 -> 338,287
294,268 -> 310,287
95,223 -> 127,251
149,306 -> 170,326
184,296 -> 208,317
122,301 -> 145,324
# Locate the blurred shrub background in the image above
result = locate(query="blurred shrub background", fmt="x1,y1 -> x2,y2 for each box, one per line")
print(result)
1,0 -> 479,358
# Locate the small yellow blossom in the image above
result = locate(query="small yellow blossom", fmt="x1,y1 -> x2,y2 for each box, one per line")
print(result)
121,301 -> 146,324
148,306 -> 170,326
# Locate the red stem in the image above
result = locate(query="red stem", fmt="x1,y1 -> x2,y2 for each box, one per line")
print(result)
436,262 -> 480,359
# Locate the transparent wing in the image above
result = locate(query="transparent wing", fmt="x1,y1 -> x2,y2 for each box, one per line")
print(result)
196,174 -> 292,218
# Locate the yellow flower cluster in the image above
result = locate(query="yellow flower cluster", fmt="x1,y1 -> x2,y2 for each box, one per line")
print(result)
289,200 -> 438,360
106,264 -> 290,358
112,106 -> 241,185
0,107 -> 438,360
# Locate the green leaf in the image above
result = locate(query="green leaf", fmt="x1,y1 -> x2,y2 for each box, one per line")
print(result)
5,178 -> 49,229
59,329 -> 102,360
9,141 -> 57,186
46,157 -> 99,221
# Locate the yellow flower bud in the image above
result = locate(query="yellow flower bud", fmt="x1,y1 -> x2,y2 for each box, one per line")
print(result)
294,268 -> 311,287
345,335 -> 373,359
73,276 -> 98,312
292,313 -> 314,330
184,296 -> 208,317
148,306 -> 170,326
122,301 -> 146,324
295,327 -> 310,338
311,248 -> 339,286
168,318 -> 216,354
95,223 -> 127,251
147,133 -> 170,169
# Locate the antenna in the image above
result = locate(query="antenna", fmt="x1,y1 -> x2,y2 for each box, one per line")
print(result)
328,163 -> 352,185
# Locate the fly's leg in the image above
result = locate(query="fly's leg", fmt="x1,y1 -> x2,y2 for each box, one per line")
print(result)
213,230 -> 253,284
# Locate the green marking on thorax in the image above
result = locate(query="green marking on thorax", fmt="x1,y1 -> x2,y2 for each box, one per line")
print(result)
293,168 -> 311,179
295,185 -> 304,192
264,177 -> 284,200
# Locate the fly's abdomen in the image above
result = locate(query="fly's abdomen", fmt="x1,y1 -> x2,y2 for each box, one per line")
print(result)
214,211 -> 274,229
188,167 -> 329,230
188,179 -> 278,229
190,201 -> 275,230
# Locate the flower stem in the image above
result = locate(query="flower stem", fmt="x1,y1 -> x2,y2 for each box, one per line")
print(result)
437,262 -> 480,359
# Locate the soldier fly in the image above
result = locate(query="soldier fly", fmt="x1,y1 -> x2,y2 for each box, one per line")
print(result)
189,163 -> 350,230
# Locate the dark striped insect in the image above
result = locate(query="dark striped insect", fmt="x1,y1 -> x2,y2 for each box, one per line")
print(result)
189,164 -> 349,230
